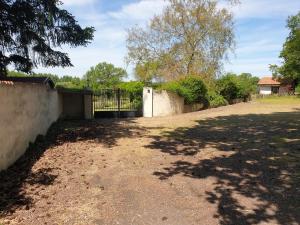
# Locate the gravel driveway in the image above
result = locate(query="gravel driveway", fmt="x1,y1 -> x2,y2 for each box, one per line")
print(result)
0,102 -> 299,225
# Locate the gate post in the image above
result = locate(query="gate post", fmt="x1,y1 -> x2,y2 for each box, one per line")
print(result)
143,87 -> 153,117
117,88 -> 121,118
84,90 -> 93,119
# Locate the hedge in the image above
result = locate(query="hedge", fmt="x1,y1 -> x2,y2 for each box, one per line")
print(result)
160,76 -> 208,104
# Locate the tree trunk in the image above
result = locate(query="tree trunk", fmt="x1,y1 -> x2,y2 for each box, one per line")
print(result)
0,67 -> 7,78
0,51 -> 7,78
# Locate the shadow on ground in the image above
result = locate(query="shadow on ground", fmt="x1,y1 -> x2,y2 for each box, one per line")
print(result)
0,118 -> 144,217
148,111 -> 300,225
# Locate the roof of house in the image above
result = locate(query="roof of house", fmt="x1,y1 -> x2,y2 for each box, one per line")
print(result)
0,76 -> 55,88
258,77 -> 280,86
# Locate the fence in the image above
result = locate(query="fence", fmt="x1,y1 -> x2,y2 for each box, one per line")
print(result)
93,88 -> 142,118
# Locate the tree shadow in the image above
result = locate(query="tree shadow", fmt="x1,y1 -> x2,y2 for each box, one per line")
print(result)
52,118 -> 146,148
0,118 -> 144,217
149,111 -> 300,225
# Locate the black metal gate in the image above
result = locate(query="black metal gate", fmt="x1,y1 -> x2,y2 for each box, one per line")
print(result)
93,88 -> 142,118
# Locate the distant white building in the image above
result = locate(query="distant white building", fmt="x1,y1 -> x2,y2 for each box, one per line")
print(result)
258,77 -> 280,95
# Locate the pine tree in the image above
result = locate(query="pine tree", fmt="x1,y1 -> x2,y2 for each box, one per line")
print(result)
0,0 -> 95,77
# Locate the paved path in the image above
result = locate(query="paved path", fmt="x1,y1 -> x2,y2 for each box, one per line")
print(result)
1,102 -> 299,225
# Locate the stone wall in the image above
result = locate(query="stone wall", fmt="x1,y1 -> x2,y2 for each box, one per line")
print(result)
153,90 -> 184,117
143,87 -> 194,117
0,82 -> 62,171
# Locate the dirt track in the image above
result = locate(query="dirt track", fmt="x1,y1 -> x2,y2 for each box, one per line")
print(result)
0,102 -> 299,225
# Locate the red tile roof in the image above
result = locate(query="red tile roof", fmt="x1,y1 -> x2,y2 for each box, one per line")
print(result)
0,80 -> 14,85
258,77 -> 280,85
0,76 -> 55,88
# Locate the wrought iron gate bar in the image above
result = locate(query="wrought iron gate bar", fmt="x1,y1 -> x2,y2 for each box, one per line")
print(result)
93,88 -> 140,112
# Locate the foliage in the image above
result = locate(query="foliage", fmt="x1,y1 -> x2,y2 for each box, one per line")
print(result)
55,76 -> 84,89
83,62 -> 127,91
236,73 -> 259,97
118,81 -> 144,109
135,61 -> 161,82
270,11 -> 300,82
295,84 -> 300,93
126,0 -> 236,82
118,81 -> 144,96
161,76 -> 208,104
7,70 -> 60,83
217,73 -> 258,101
7,70 -> 84,89
217,75 -> 239,101
7,61 -> 128,90
207,90 -> 228,108
0,0 -> 94,76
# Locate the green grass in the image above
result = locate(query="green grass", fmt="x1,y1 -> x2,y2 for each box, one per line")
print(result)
255,95 -> 300,104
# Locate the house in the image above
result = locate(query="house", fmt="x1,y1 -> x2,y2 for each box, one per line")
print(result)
258,77 -> 295,95
258,77 -> 280,95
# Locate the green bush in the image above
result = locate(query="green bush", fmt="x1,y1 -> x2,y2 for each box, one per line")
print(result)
161,76 -> 207,104
217,73 -> 257,101
118,81 -> 144,95
295,84 -> 300,93
118,81 -> 144,109
217,76 -> 239,101
207,91 -> 228,108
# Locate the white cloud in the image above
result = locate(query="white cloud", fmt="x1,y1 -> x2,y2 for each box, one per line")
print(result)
108,0 -> 168,22
35,0 -> 168,77
35,0 -> 300,78
61,0 -> 96,6
226,0 -> 300,19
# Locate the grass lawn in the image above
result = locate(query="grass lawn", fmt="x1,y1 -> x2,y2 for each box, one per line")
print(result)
255,95 -> 300,104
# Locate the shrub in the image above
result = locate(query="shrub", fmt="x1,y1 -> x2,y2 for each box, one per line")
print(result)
161,76 -> 207,104
118,81 -> 144,109
217,76 -> 239,101
207,91 -> 228,108
295,84 -> 300,94
118,81 -> 144,96
217,73 -> 257,101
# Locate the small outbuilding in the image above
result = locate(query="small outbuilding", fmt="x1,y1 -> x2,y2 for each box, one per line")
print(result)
258,77 -> 281,95
258,77 -> 295,95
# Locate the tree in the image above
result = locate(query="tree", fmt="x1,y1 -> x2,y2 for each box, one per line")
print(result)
270,11 -> 300,83
238,73 -> 259,94
83,62 -> 127,91
126,0 -> 236,83
0,0 -> 95,77
217,73 -> 259,101
7,70 -> 86,88
55,75 -> 84,89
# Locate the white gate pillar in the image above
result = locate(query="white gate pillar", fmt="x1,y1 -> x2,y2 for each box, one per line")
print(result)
143,87 -> 153,117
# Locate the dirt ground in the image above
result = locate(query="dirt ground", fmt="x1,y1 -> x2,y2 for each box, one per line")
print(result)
0,102 -> 299,225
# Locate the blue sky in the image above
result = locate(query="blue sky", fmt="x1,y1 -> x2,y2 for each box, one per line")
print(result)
34,0 -> 300,79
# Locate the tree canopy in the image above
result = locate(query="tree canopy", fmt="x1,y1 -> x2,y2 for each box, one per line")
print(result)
0,0 -> 95,76
270,11 -> 300,83
126,0 -> 236,83
217,73 -> 259,101
83,62 -> 127,90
